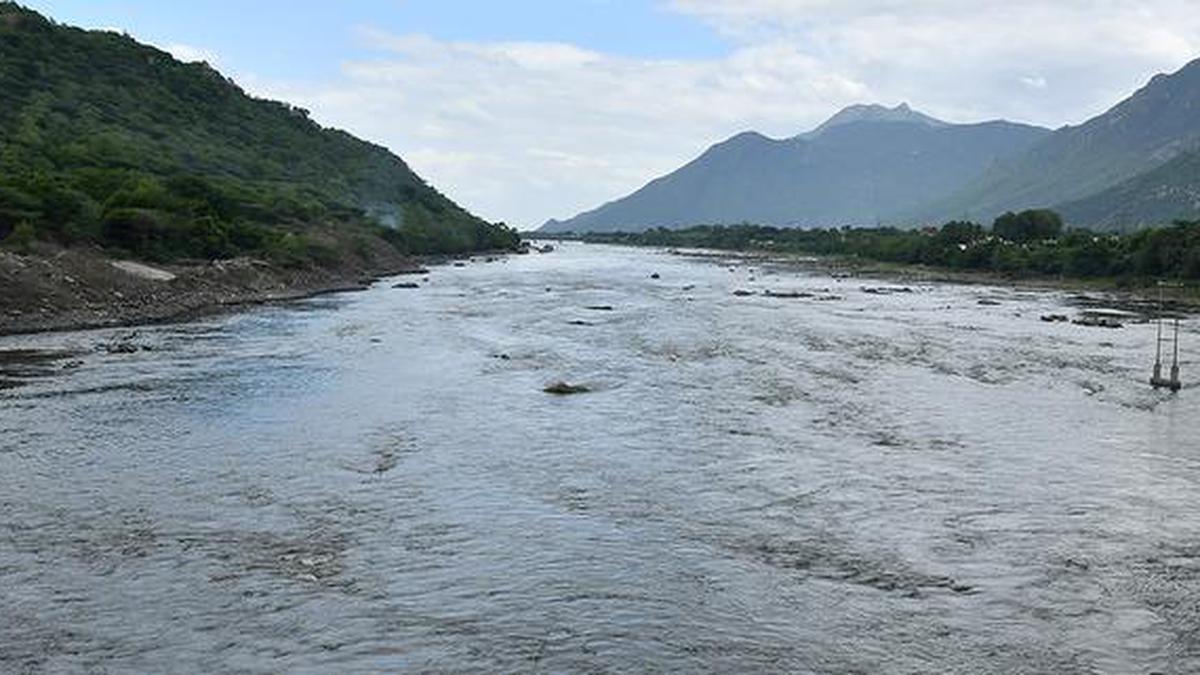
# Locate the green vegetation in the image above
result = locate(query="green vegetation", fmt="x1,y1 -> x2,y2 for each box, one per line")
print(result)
556,210 -> 1200,282
0,4 -> 519,262
6,220 -> 35,254
991,209 -> 1062,243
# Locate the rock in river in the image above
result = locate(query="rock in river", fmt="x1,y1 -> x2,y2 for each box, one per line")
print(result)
543,381 -> 590,395
764,290 -> 813,299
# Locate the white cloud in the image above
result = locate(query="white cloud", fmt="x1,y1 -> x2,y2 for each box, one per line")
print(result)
254,30 -> 869,228
248,2 -> 1200,228
670,0 -> 1200,123
1019,75 -> 1048,90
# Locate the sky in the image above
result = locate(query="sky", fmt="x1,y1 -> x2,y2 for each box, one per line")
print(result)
22,0 -> 1200,229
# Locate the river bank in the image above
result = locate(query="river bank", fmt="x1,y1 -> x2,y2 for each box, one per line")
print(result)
655,246 -> 1200,315
0,243 -> 436,336
542,218 -> 1200,312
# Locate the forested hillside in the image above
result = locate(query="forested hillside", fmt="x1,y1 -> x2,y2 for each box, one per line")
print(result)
0,3 -> 518,262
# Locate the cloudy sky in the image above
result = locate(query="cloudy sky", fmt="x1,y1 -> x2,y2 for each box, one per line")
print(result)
25,0 -> 1200,228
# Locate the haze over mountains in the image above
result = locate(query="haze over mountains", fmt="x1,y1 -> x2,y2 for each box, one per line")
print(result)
542,58 -> 1200,233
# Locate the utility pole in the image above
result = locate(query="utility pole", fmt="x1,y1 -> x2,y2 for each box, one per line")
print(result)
1151,281 -> 1183,392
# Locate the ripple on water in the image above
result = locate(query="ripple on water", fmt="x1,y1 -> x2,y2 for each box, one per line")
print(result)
1,243 -> 1199,672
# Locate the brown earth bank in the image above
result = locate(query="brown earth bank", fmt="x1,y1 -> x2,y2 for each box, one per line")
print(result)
0,241 -> 438,336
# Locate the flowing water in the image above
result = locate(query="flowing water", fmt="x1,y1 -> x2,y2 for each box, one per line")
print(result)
1,243 -> 1198,673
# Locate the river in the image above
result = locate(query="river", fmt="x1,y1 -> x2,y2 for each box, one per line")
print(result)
1,243 -> 1197,673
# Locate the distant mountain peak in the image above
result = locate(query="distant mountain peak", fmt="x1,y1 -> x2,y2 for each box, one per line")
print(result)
800,102 -> 949,139
540,105 -> 1048,233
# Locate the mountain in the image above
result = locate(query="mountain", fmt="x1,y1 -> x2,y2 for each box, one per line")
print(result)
541,104 -> 1049,233
1057,149 -> 1200,228
546,57 -> 1200,235
798,102 -> 948,139
922,57 -> 1200,225
0,3 -> 517,260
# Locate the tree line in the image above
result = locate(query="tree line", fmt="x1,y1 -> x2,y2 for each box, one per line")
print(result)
555,209 -> 1200,281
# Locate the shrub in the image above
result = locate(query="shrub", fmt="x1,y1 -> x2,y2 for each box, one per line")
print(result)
5,221 -> 37,254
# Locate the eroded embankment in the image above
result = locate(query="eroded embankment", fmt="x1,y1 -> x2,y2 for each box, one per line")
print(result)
0,244 -> 426,335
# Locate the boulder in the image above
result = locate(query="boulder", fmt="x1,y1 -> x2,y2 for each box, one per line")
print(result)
543,381 -> 590,395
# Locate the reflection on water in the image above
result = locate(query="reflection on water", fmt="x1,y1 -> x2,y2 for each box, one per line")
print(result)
1,243 -> 1198,673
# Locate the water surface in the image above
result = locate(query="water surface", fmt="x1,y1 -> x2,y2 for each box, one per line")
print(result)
2,243 -> 1197,673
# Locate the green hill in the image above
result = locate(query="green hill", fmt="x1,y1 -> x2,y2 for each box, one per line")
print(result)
0,2 -> 518,262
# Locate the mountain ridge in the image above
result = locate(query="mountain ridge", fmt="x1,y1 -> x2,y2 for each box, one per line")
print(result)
544,56 -> 1200,233
541,106 -> 1050,233
919,56 -> 1200,225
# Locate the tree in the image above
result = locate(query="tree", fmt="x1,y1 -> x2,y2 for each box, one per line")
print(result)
992,209 -> 1063,243
937,220 -> 985,244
